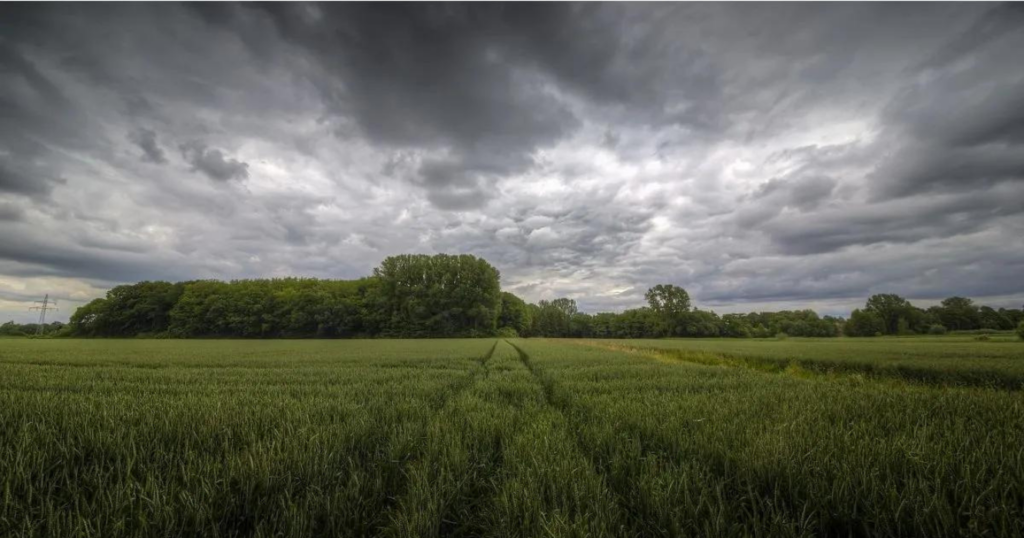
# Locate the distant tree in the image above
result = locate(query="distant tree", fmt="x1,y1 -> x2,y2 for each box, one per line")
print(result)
645,284 -> 691,315
498,292 -> 531,336
1018,321 -> 1024,341
979,306 -> 1013,331
864,294 -> 912,335
83,281 -> 185,336
721,314 -> 752,338
845,309 -> 886,337
374,254 -> 501,337
678,309 -> 722,337
590,312 -> 618,338
569,312 -> 594,338
750,323 -> 772,338
999,307 -> 1023,326
937,297 -> 981,331
68,298 -> 111,336
0,321 -> 27,336
645,284 -> 691,335
531,298 -> 578,337
614,307 -> 660,338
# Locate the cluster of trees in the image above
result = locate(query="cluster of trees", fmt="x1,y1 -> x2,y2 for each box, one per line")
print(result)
0,321 -> 64,337
68,254 -> 501,338
35,252 -> 1024,340
515,286 -> 842,338
846,294 -> 1024,337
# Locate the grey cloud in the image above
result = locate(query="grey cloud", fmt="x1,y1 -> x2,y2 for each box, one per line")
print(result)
0,201 -> 25,221
201,3 -> 732,210
871,142 -> 1024,199
236,4 -> 580,208
917,3 -> 1024,71
0,40 -> 85,198
179,141 -> 249,182
871,4 -> 1024,199
761,185 -> 1024,256
0,229 -> 190,283
129,128 -> 167,164
755,175 -> 837,211
2,3 -> 1024,321
0,160 -> 51,196
697,232 -> 1024,306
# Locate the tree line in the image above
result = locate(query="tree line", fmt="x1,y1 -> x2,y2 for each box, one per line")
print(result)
844,294 -> 1024,337
6,253 -> 1019,339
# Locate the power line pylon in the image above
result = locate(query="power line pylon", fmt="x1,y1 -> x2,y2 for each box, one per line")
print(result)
29,294 -> 58,335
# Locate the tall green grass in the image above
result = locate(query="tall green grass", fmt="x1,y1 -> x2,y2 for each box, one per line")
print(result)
1,338 -> 1022,537
516,339 -> 1024,537
595,336 -> 1024,388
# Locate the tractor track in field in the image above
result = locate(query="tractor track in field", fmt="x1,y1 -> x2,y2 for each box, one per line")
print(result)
504,339 -> 632,534
376,340 -> 501,536
505,339 -> 872,536
425,340 -> 498,411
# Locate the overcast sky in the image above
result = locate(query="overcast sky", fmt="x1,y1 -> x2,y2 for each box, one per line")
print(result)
2,3 -> 1024,323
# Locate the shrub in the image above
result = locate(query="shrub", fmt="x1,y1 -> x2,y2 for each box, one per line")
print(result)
975,335 -> 990,341
496,327 -> 519,338
928,324 -> 948,335
774,332 -> 788,340
1017,321 -> 1024,341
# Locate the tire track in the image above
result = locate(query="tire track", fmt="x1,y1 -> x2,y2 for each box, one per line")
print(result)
377,339 -> 502,537
503,340 -> 627,536
512,339 -> 884,537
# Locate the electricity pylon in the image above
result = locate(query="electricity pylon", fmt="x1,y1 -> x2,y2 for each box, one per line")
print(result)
29,294 -> 58,335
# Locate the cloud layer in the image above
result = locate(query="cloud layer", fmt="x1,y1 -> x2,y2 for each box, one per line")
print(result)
1,3 -> 1023,321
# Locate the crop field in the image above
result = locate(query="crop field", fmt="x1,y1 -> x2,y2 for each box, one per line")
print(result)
1,338 -> 1022,537
585,335 -> 1024,388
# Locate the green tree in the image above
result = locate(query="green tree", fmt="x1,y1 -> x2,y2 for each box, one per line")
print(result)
645,284 -> 691,336
978,306 -> 1013,330
937,297 -> 980,331
91,281 -> 185,336
374,254 -> 501,337
845,309 -> 886,337
498,292 -> 531,336
864,293 -> 912,335
531,298 -> 577,337
68,298 -> 110,336
1000,307 -> 1023,326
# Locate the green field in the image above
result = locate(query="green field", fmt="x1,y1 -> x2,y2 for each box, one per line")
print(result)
587,335 -> 1024,388
1,338 -> 1022,537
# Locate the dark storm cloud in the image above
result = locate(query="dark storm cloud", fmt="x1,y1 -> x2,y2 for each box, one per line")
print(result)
221,3 -> 578,206
179,141 -> 249,182
0,39 -> 85,197
0,231 -> 188,283
129,129 -> 167,164
0,201 -> 25,222
871,3 -> 1024,199
0,160 -> 49,196
195,3 -> 729,209
763,186 -> 1024,256
2,2 -> 1024,320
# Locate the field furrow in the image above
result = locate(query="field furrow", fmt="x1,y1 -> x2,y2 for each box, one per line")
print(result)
1,338 -> 1022,537
384,341 -> 623,538
515,339 -> 1024,537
